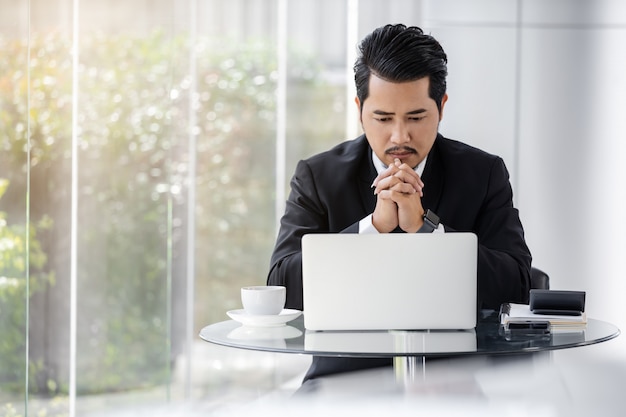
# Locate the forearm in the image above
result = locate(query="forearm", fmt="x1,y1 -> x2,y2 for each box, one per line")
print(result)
267,160 -> 328,310
477,244 -> 531,308
444,221 -> 531,309
267,251 -> 304,310
268,220 -> 361,310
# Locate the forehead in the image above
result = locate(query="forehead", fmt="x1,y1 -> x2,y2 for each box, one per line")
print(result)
365,74 -> 434,109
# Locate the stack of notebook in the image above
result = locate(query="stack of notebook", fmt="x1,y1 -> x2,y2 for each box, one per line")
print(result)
501,289 -> 587,331
500,302 -> 587,330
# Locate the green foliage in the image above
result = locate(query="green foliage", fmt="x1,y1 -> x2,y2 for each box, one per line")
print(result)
0,178 -> 53,393
0,29 -> 345,396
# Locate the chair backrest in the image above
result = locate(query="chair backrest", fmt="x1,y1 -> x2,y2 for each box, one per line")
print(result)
530,267 -> 550,290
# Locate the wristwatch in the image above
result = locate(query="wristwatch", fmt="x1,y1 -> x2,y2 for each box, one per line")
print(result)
417,209 -> 440,233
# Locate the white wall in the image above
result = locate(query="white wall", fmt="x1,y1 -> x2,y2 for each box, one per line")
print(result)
425,0 -> 626,358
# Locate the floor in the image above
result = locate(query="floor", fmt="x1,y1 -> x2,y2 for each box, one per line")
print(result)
212,340 -> 626,417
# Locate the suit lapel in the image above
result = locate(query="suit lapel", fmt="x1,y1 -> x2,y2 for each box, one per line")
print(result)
420,135 -> 444,212
357,147 -> 378,214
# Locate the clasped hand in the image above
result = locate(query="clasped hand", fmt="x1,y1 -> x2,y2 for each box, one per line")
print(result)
371,158 -> 425,233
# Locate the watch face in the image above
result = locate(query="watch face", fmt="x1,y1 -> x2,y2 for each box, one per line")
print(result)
424,210 -> 440,227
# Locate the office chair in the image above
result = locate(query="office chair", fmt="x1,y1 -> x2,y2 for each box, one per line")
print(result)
530,267 -> 550,290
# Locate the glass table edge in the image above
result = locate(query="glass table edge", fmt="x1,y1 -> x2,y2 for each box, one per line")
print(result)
198,317 -> 620,359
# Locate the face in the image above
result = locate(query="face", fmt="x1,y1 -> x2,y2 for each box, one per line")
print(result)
357,74 -> 448,169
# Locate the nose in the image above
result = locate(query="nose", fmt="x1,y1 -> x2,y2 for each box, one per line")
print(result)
390,121 -> 410,144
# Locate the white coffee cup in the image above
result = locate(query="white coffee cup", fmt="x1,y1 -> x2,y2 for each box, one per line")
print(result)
241,286 -> 286,315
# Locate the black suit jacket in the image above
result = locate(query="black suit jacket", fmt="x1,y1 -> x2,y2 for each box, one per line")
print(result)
269,133 -> 531,308
267,134 -> 532,380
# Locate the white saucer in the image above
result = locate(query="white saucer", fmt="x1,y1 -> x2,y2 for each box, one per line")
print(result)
227,309 -> 302,327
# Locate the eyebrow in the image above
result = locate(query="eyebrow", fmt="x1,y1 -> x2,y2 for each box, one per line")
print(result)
373,109 -> 427,116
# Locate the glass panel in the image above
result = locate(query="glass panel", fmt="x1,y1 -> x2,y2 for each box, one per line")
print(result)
1,0 -> 354,414
0,6 -> 29,414
1,1 -> 70,415
284,1 -> 350,184
73,1 -> 188,412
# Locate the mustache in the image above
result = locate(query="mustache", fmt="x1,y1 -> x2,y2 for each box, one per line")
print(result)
385,146 -> 417,154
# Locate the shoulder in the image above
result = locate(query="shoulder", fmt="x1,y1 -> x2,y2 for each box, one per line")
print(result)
302,135 -> 369,168
435,135 -> 499,163
434,135 -> 506,173
289,135 -> 371,206
430,135 -> 511,186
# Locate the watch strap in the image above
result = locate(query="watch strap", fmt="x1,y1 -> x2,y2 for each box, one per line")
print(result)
417,209 -> 439,233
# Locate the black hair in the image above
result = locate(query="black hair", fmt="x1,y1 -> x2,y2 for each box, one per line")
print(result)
354,24 -> 448,112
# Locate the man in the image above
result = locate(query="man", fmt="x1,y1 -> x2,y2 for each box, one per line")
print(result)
267,24 -> 532,381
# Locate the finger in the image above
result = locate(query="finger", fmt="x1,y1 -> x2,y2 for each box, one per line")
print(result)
374,171 -> 425,196
392,170 -> 424,195
373,174 -> 406,195
393,162 -> 424,188
389,182 -> 419,195
371,158 -> 405,188
374,188 -> 396,201
371,164 -> 398,188
388,189 -> 425,222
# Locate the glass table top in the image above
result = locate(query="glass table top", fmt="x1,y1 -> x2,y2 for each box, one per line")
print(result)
199,312 -> 620,358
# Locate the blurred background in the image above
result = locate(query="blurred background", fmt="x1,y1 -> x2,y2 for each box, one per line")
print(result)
1,0 -> 624,415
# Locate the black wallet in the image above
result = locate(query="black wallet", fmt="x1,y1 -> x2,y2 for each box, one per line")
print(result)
529,289 -> 586,316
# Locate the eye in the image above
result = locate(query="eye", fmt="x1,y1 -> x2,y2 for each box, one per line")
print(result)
374,117 -> 391,122
409,116 -> 425,122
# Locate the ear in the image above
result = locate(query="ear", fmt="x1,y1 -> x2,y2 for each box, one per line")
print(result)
355,96 -> 363,124
438,93 -> 449,121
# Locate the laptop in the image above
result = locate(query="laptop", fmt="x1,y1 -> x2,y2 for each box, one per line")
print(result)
301,233 -> 477,331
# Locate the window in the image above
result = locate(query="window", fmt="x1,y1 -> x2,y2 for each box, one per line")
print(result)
0,0 -> 356,414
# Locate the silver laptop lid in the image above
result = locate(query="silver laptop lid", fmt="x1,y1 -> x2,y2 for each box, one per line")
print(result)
301,233 -> 477,331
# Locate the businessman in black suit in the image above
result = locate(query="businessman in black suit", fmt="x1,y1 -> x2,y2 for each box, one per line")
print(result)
267,24 -> 532,381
